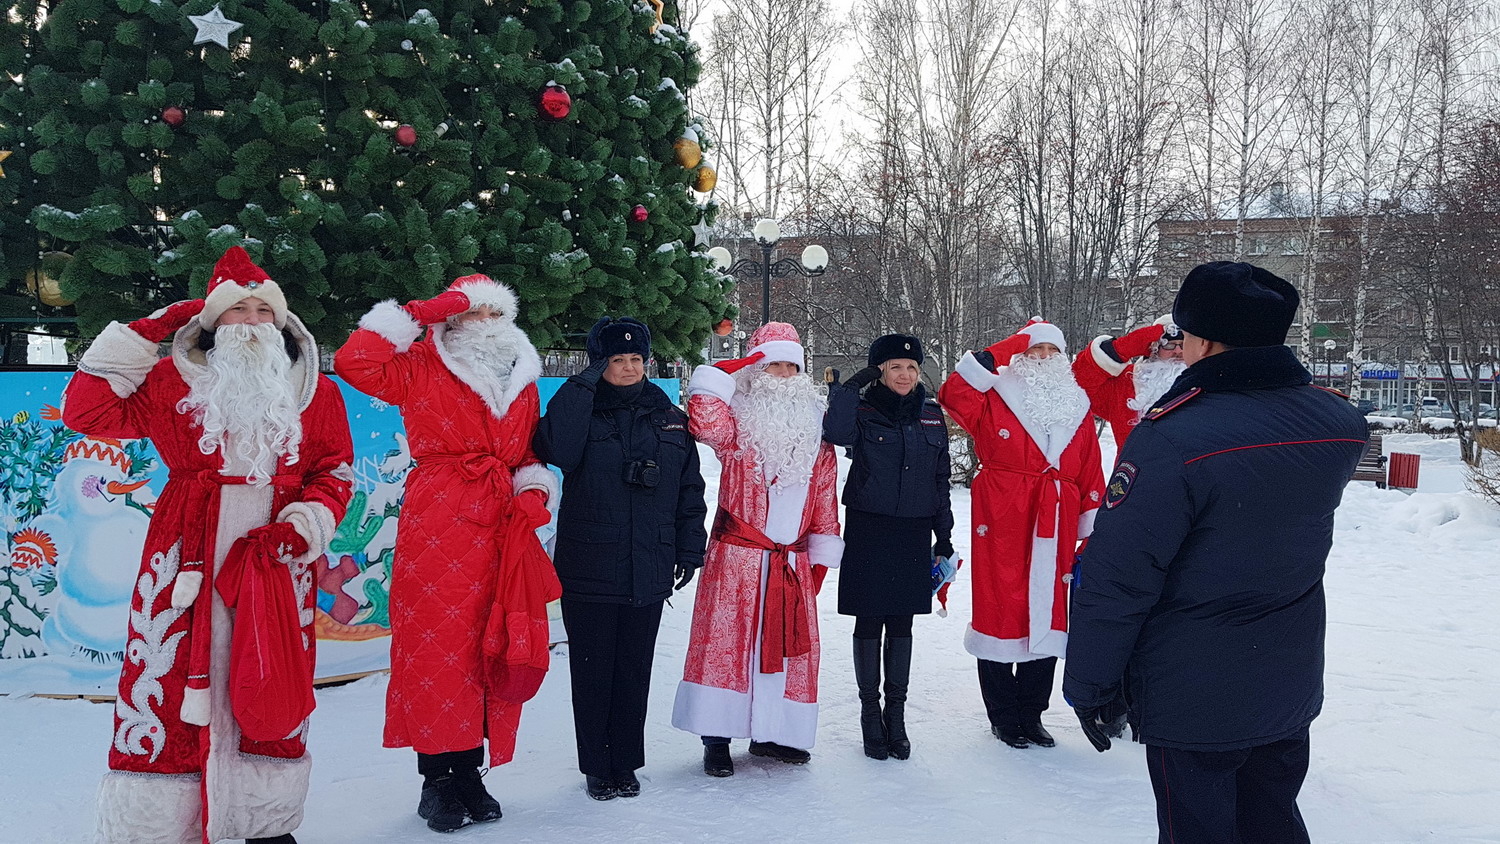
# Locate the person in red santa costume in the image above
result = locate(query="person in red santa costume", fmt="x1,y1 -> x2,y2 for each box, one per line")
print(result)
334,275 -> 558,834
670,322 -> 844,777
938,319 -> 1106,750
63,246 -> 355,844
1071,315 -> 1187,447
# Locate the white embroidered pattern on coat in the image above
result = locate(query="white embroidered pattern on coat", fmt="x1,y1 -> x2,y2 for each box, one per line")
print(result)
288,555 -> 316,648
114,543 -> 191,762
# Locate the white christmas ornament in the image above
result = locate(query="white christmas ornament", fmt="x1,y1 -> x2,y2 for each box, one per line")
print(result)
691,217 -> 713,248
190,4 -> 245,49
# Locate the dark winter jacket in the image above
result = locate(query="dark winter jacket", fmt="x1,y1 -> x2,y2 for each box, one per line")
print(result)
1063,345 -> 1368,751
533,371 -> 708,606
824,381 -> 955,543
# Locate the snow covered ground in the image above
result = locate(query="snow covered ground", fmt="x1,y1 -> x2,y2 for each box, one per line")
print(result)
4,434 -> 1499,843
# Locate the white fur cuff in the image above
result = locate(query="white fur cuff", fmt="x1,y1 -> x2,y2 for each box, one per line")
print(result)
806,533 -> 845,569
688,365 -> 737,403
77,321 -> 162,398
170,572 -> 204,609
1078,507 -> 1098,540
179,686 -> 210,726
278,502 -> 336,565
512,462 -> 560,509
358,300 -> 423,353
1089,336 -> 1130,377
955,351 -> 1002,393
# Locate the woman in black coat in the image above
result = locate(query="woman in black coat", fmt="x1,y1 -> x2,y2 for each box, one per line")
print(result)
823,334 -> 954,761
532,317 -> 708,801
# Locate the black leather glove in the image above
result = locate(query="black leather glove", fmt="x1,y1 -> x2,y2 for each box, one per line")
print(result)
1072,691 -> 1130,753
972,349 -> 997,371
932,538 -> 954,559
572,357 -> 610,387
844,365 -> 881,389
673,561 -> 697,591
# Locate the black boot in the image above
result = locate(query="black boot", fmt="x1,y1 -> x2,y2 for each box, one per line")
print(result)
1019,719 -> 1055,748
613,770 -> 641,798
853,637 -> 888,760
585,775 -> 619,800
703,742 -> 734,777
748,741 -> 811,763
417,776 -> 471,833
448,747 -> 502,823
882,636 -> 913,760
247,836 -> 297,844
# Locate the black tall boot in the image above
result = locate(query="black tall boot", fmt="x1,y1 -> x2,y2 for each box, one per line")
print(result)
853,636 -> 888,760
882,636 -> 913,760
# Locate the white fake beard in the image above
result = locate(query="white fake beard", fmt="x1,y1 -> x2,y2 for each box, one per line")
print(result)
177,322 -> 302,485
444,318 -> 522,389
1128,357 -> 1188,413
732,370 -> 827,492
1009,353 -> 1090,434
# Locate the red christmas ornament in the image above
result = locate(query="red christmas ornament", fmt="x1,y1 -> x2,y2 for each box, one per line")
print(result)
162,106 -> 186,128
395,124 -> 418,147
713,318 -> 733,337
630,204 -> 649,223
540,85 -> 572,120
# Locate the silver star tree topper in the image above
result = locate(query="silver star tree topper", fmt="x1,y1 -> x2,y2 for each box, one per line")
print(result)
190,5 -> 245,49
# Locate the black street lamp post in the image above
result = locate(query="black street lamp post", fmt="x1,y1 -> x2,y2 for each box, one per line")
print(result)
708,218 -> 829,325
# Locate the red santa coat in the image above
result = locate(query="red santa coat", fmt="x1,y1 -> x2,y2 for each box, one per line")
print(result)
938,353 -> 1105,663
334,299 -> 559,767
64,316 -> 353,844
670,365 -> 843,750
1073,336 -> 1146,446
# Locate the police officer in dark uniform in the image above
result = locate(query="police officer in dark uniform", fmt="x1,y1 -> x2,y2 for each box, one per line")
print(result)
823,334 -> 954,762
533,317 -> 708,802
1063,262 -> 1368,844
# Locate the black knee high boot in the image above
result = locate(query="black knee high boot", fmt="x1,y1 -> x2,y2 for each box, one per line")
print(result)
853,637 -> 888,760
883,637 -> 913,760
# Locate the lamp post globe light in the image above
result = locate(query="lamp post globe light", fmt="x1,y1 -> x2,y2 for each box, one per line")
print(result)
1323,339 -> 1337,387
707,218 -> 828,325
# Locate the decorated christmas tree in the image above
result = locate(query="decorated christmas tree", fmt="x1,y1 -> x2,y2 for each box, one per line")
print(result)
0,0 -> 729,357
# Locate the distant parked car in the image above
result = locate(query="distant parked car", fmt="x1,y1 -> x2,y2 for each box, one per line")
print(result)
1352,399 -> 1377,415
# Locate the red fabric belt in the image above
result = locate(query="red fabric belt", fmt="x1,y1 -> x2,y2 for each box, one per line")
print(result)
987,465 -> 1079,539
713,508 -> 810,675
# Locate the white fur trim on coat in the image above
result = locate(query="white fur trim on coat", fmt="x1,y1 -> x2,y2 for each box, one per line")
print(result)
1088,335 -> 1130,377
95,770 -> 202,844
358,300 -> 423,353
992,368 -> 1089,469
451,278 -> 519,319
955,351 -> 1002,393
428,322 -> 543,421
748,339 -> 805,371
277,501 -> 337,566
688,364 -> 737,403
77,321 -> 163,398
512,462 -> 560,509
179,686 -> 210,726
806,533 -> 844,569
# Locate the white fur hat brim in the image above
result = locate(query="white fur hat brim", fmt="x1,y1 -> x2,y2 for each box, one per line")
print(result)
199,278 -> 289,329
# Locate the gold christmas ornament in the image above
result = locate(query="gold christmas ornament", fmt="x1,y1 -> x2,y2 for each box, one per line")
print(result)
26,251 -> 75,307
693,165 -> 718,193
674,137 -> 703,169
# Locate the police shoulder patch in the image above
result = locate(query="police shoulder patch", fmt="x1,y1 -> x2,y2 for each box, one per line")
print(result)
1144,387 -> 1202,421
1104,461 -> 1138,509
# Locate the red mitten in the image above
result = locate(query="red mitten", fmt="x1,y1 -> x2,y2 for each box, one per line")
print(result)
514,489 -> 551,529
1112,316 -> 1173,361
403,289 -> 473,324
244,521 -> 310,563
713,350 -> 766,374
128,300 -> 206,343
983,333 -> 1035,366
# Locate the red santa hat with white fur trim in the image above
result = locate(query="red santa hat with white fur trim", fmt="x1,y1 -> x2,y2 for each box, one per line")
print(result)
1017,316 -> 1067,355
199,246 -> 289,328
446,273 -> 519,321
746,321 -> 805,371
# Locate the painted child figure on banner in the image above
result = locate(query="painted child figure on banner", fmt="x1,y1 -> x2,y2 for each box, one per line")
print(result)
671,322 -> 844,777
335,275 -> 558,834
64,246 -> 355,844
937,319 -> 1105,751
1072,315 -> 1187,447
